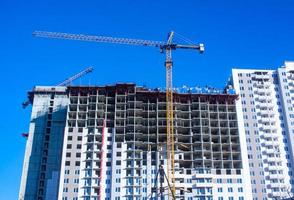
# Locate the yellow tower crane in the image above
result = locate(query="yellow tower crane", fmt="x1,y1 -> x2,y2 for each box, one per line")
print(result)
33,30 -> 204,198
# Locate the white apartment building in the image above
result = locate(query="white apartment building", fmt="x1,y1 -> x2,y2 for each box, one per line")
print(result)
231,61 -> 294,200
19,84 -> 252,200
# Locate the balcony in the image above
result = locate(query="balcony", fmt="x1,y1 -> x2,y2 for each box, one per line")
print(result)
267,156 -> 280,163
262,125 -> 273,131
258,95 -> 269,102
253,74 -> 270,80
268,165 -> 283,171
260,109 -> 270,115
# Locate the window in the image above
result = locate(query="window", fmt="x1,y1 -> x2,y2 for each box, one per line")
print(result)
217,179 -> 222,183
65,161 -> 70,166
228,187 -> 233,192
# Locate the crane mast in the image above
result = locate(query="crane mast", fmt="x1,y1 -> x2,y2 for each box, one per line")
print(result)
33,30 -> 204,198
165,31 -> 176,196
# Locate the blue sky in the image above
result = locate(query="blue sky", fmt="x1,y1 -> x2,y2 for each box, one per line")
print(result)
1,0 -> 294,199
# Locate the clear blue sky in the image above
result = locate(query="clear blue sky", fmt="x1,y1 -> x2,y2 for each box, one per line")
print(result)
1,0 -> 294,199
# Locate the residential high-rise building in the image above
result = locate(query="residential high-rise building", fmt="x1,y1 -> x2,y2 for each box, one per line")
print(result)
19,84 -> 252,200
230,61 -> 294,200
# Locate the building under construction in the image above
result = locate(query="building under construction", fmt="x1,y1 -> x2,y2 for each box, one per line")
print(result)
19,83 -> 252,200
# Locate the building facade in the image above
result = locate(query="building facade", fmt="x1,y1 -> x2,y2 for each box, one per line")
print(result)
231,61 -> 294,200
19,86 -> 69,200
19,84 -> 252,200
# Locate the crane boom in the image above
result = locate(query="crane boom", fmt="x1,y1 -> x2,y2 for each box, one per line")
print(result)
33,31 -> 164,48
33,31 -> 204,52
22,66 -> 94,108
33,30 -> 204,198
58,66 -> 93,86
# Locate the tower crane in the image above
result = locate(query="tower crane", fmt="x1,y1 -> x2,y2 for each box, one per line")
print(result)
33,30 -> 204,198
22,66 -> 93,108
